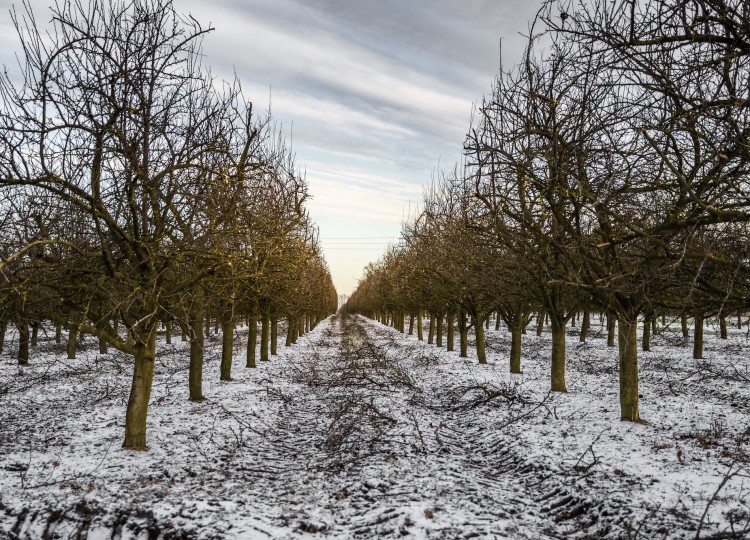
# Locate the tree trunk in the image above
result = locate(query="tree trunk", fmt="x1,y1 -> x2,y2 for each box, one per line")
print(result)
417,310 -> 424,341
260,317 -> 269,361
31,321 -> 39,348
536,312 -> 544,336
607,313 -> 616,348
247,314 -> 257,368
428,313 -> 435,344
642,315 -> 651,352
0,319 -> 6,353
550,317 -> 567,392
54,324 -> 61,345
474,312 -> 487,364
436,313 -> 444,347
67,324 -> 78,360
408,314 -> 414,335
681,312 -> 689,339
618,315 -> 640,422
123,331 -> 157,449
579,310 -> 590,343
99,334 -> 108,354
189,308 -> 205,402
719,315 -> 727,340
292,317 -> 299,344
485,316 -> 490,330
693,312 -> 704,359
286,317 -> 295,346
165,321 -> 172,345
737,312 -> 742,329
446,312 -> 455,352
459,310 -> 468,358
271,317 -> 279,355
220,314 -> 234,381
18,321 -> 29,365
510,320 -> 522,374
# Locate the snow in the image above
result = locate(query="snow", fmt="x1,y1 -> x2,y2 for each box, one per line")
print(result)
0,314 -> 748,538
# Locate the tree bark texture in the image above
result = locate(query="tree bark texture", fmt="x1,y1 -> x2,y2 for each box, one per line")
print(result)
247,315 -> 257,368
550,317 -> 567,392
618,316 -> 641,421
693,312 -> 704,359
123,331 -> 157,449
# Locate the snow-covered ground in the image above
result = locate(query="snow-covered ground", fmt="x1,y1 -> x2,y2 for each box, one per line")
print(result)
0,314 -> 748,539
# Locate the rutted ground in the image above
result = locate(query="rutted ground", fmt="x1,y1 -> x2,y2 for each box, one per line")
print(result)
0,314 -> 748,538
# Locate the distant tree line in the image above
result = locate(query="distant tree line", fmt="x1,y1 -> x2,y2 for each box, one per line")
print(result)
0,0 -> 337,449
346,0 -> 750,423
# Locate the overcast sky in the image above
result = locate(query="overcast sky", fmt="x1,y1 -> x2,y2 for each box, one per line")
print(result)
0,0 -> 543,295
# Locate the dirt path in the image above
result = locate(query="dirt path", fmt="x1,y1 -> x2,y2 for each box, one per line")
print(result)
229,313 -> 676,538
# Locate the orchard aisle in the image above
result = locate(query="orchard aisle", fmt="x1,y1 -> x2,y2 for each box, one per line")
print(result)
1,313 -> 748,538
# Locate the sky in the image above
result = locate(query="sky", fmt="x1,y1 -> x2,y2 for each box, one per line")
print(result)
0,0 -> 543,295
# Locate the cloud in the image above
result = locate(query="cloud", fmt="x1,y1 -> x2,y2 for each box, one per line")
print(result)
305,164 -> 423,225
0,0 -> 544,294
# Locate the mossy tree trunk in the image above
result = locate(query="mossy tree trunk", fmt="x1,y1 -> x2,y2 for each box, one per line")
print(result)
220,304 -> 234,381
188,303 -> 205,401
247,313 -> 257,368
67,324 -> 78,360
510,318 -> 522,374
0,319 -> 6,353
436,312 -> 444,347
579,310 -> 590,343
260,316 -> 270,361
606,313 -> 616,348
18,321 -> 30,365
123,330 -> 157,449
286,316 -> 295,346
642,314 -> 651,352
618,314 -> 641,422
271,317 -> 279,355
550,315 -> 567,392
693,311 -> 704,359
473,311 -> 487,364
446,311 -> 455,352
30,321 -> 39,348
459,310 -> 468,357
536,312 -> 544,336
